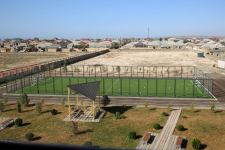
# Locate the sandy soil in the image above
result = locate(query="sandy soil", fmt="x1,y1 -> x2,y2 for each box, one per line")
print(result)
73,49 -> 218,73
0,52 -> 84,71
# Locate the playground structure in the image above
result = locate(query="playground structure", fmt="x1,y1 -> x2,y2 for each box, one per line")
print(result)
65,81 -> 105,122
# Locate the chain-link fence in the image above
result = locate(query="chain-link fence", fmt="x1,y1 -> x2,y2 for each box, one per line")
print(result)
5,65 -> 213,98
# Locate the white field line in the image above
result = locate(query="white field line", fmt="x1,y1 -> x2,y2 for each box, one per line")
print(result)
195,79 -> 217,100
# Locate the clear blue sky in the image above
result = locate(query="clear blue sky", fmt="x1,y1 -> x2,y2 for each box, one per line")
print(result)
0,0 -> 225,39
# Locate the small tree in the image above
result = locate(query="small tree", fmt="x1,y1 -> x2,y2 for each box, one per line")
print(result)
161,112 -> 169,116
20,93 -> 29,106
153,123 -> 162,130
211,104 -> 215,112
168,102 -> 172,110
192,138 -> 201,150
116,66 -> 120,73
14,118 -> 23,127
128,131 -> 136,139
101,95 -> 110,106
83,141 -> 92,147
191,103 -> 195,112
16,100 -> 22,113
0,101 -> 4,112
115,112 -> 121,119
111,42 -> 120,49
61,98 -> 66,106
25,132 -> 34,141
63,60 -> 67,72
72,121 -> 78,135
41,99 -> 45,105
35,102 -> 42,114
50,109 -> 58,115
3,97 -> 8,104
176,124 -> 185,131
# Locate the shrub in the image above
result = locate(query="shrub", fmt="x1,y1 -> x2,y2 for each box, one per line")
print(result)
3,97 -> 8,104
16,100 -> 22,113
192,138 -> 201,150
41,99 -> 45,105
61,98 -> 65,106
20,93 -> 29,106
14,118 -> 23,127
101,95 -> 110,106
111,42 -> 120,49
211,104 -> 215,112
128,131 -> 136,139
153,123 -> 162,130
115,112 -> 121,119
149,107 -> 156,111
168,102 -> 173,110
72,121 -> 78,135
50,109 -> 58,115
116,66 -> 120,73
161,112 -> 169,116
83,141 -> 92,147
144,103 -> 148,108
63,61 -> 67,72
35,102 -> 42,114
176,124 -> 185,131
0,101 -> 4,112
25,132 -> 34,141
191,103 -> 195,112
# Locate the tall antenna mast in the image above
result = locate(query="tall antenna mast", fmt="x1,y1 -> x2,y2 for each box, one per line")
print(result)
147,26 -> 150,39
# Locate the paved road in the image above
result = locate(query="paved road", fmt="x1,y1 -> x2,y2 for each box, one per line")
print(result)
210,73 -> 225,102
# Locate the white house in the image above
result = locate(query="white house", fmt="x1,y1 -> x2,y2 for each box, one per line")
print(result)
218,60 -> 225,69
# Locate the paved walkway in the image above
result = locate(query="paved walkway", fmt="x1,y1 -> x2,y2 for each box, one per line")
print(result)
137,108 -> 182,150
152,108 -> 182,150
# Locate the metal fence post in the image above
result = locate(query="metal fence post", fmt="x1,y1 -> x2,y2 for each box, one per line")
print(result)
112,78 -> 114,95
44,71 -> 47,93
53,77 -> 55,94
129,78 -> 131,96
183,79 -> 186,97
120,78 -> 122,96
138,78 -> 140,96
147,79 -> 149,96
60,68 -> 63,94
165,79 -> 167,97
192,79 -> 195,97
174,79 -> 176,97
37,75 -> 39,94
103,78 -> 105,95
156,78 -> 158,96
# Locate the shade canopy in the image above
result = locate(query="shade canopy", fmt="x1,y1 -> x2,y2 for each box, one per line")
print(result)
67,81 -> 100,101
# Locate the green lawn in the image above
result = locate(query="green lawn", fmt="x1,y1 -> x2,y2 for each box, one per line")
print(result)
15,77 -> 211,98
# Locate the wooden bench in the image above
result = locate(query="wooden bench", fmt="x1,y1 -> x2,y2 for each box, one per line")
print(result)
176,136 -> 183,149
142,132 -> 151,144
0,118 -> 14,130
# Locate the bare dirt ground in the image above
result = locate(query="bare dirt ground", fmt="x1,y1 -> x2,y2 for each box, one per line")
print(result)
73,49 -> 218,73
0,52 -> 84,71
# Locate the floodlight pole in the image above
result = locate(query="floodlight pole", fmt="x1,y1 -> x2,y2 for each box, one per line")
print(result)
67,88 -> 71,120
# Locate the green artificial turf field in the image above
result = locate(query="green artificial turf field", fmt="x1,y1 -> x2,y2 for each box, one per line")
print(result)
15,77 -> 211,98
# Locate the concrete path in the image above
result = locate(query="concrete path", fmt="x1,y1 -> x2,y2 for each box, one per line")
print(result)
136,108 -> 182,150
152,108 -> 182,150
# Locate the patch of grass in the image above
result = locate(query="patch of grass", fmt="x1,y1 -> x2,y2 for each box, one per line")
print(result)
0,104 -> 167,149
175,109 -> 225,150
